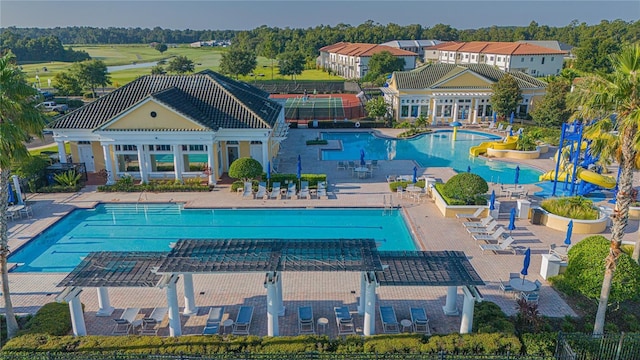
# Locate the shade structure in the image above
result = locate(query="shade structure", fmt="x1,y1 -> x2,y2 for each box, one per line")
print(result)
489,190 -> 496,211
412,166 -> 417,183
514,166 -> 520,185
296,155 -> 302,180
520,247 -> 531,280
449,121 -> 462,127
467,165 -> 471,173
509,112 -> 514,124
360,149 -> 365,166
508,208 -> 517,234
7,182 -> 15,204
564,220 -> 573,246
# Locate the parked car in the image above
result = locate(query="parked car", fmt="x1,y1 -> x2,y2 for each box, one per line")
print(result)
37,101 -> 68,113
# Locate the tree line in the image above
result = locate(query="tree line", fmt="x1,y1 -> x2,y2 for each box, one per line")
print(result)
0,32 -> 90,62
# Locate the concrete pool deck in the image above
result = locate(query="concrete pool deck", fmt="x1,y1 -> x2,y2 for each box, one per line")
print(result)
4,128 -> 637,338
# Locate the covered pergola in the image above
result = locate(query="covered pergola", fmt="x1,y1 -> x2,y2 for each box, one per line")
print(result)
57,239 -> 485,337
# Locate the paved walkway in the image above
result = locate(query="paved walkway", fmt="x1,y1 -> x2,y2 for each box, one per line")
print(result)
5,128 -> 638,338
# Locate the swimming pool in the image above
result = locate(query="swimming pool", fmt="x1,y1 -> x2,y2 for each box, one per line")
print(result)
8,204 -> 416,273
321,131 -> 541,184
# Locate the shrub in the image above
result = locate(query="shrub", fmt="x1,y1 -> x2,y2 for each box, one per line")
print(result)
540,196 -> 599,220
53,170 -> 82,187
434,182 -> 466,205
441,173 -> 488,205
473,301 -> 515,334
516,133 -> 538,151
363,334 -> 424,353
521,332 -> 557,357
19,302 -> 72,336
228,158 -> 263,181
388,180 -> 425,192
98,177 -> 210,192
38,184 -> 82,193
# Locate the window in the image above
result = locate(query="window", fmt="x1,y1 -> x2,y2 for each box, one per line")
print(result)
411,105 -> 419,117
115,145 -> 137,151
541,57 -> 545,64
489,56 -> 494,61
182,145 -> 205,151
401,105 -> 409,117
78,141 -> 90,145
465,54 -> 468,59
151,145 -> 171,151
551,57 -> 554,61
530,57 -> 534,62
497,57 -> 501,61
521,58 -> 524,62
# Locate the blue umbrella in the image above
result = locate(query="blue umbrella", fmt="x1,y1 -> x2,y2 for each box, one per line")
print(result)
514,166 -> 520,185
266,161 -> 271,187
492,111 -> 497,123
7,182 -> 15,204
360,149 -> 365,166
467,165 -> 471,173
412,166 -> 417,184
564,220 -> 573,246
296,155 -> 302,180
520,247 -> 531,281
509,128 -> 513,137
509,111 -> 514,124
508,208 -> 517,235
489,190 -> 496,211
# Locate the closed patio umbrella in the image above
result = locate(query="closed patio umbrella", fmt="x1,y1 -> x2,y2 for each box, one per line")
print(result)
297,155 -> 302,186
412,166 -> 417,184
489,190 -> 496,211
492,111 -> 497,123
266,161 -> 271,188
514,166 -> 520,185
360,149 -> 365,166
7,182 -> 15,204
508,208 -> 517,235
564,220 -> 573,246
467,165 -> 471,173
520,247 -> 531,283
509,111 -> 514,125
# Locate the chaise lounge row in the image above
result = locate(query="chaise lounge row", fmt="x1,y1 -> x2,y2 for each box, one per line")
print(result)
241,181 -> 328,200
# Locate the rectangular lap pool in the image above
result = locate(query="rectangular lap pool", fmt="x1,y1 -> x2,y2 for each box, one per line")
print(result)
9,204 -> 416,273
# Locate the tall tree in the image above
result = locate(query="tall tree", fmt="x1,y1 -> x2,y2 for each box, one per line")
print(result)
166,55 -> 195,74
365,51 -> 406,80
569,44 -> 640,335
259,35 -> 280,80
219,48 -> 257,80
71,59 -> 111,98
0,52 -> 47,338
53,71 -> 83,96
154,43 -> 168,54
277,51 -> 305,80
530,79 -> 571,127
490,74 -> 523,118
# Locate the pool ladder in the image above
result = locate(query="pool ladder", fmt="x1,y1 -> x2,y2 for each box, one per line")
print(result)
383,195 -> 395,215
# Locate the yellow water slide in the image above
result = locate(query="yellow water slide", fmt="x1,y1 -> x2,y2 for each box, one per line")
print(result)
538,143 -> 616,189
469,136 -> 518,156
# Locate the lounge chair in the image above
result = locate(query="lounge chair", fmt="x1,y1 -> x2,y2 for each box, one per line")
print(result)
256,182 -> 267,199
299,181 -> 310,199
387,174 -> 398,183
317,181 -> 327,199
298,306 -> 315,334
472,226 -> 506,242
202,306 -> 225,335
410,307 -> 430,335
113,307 -> 141,335
494,123 -> 504,132
334,306 -> 355,335
486,122 -> 496,130
479,236 -> 516,254
466,220 -> 499,234
463,215 -> 493,228
500,125 -> 512,134
379,306 -> 400,334
269,182 -> 281,199
456,208 -> 484,220
337,161 -> 347,170
516,127 -> 524,135
286,182 -> 297,199
232,306 -> 254,335
242,181 -> 254,199
139,307 -> 168,335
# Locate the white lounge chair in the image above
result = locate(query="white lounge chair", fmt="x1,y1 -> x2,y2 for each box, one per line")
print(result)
456,208 -> 485,220
463,215 -> 493,228
242,181 -> 254,199
467,220 -> 499,234
334,306 -> 355,335
479,236 -> 516,254
500,125 -> 513,134
410,307 -> 430,335
140,307 -> 168,335
379,306 -> 400,334
269,182 -> 281,199
202,306 -> 225,335
232,306 -> 254,335
316,181 -> 327,199
494,123 -> 504,132
486,122 -> 496,130
286,182 -> 297,199
472,226 -> 506,242
299,181 -> 310,199
113,307 -> 141,335
255,182 -> 267,199
298,306 -> 315,334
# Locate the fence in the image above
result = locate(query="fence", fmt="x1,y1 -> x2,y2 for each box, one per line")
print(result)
556,332 -> 640,360
251,80 -> 350,94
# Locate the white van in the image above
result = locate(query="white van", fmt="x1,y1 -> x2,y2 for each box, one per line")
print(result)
37,101 -> 68,113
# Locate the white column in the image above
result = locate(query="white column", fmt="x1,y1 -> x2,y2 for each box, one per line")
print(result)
11,175 -> 24,205
460,286 -> 476,334
442,285 -> 459,316
57,141 -> 67,163
96,287 -> 114,317
357,271 -> 366,315
452,101 -> 458,122
69,294 -> 87,336
207,142 -> 216,185
275,272 -> 285,316
173,145 -> 183,181
472,99 -> 478,124
363,272 -> 377,336
137,144 -> 147,183
265,272 -> 279,336
182,273 -> 197,316
101,145 -> 115,185
431,100 -> 438,126
166,276 -> 182,337
262,140 -> 269,170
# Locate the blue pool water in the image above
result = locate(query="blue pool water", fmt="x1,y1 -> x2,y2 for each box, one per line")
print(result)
8,204 -> 415,273
321,131 -> 541,184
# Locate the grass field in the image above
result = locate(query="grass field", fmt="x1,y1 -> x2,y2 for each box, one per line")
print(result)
20,44 -> 341,88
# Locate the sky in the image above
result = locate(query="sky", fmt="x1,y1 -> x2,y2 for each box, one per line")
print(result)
1,0 -> 638,30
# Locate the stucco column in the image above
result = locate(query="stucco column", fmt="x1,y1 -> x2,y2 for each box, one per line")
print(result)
69,293 -> 87,336
431,99 -> 438,126
166,276 -> 182,337
96,287 -> 114,317
363,272 -> 377,336
443,285 -> 459,316
472,99 -> 478,124
207,142 -> 216,185
137,144 -> 147,183
102,145 -> 115,185
182,273 -> 197,316
452,101 -> 458,122
57,141 -> 67,164
460,286 -> 476,334
357,271 -> 366,315
173,145 -> 183,181
265,272 -> 279,336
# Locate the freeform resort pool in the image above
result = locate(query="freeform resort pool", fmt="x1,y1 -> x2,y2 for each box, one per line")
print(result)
321,130 -> 542,184
8,204 -> 416,273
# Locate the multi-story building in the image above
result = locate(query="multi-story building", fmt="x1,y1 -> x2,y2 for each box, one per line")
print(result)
424,41 -> 567,77
318,42 -> 417,79
379,40 -> 441,59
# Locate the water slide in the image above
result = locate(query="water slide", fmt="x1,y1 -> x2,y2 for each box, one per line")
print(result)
469,135 -> 519,156
539,143 -> 616,189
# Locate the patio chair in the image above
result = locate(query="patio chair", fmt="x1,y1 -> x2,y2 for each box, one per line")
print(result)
19,205 -> 33,219
113,307 -> 141,335
521,291 -> 539,304
387,174 -> 398,183
509,272 -> 521,280
486,122 -> 496,130
337,161 -> 347,170
317,181 -> 328,199
370,160 -> 379,169
499,279 -> 514,294
298,306 -> 315,334
232,306 -> 254,335
299,181 -> 311,199
255,182 -> 267,199
534,280 -> 542,291
242,181 -> 254,200
396,186 -> 404,199
202,306 -> 225,335
286,182 -> 297,199
334,306 -> 355,335
347,161 -> 356,170
466,220 -> 499,234
472,227 -> 506,242
379,306 -> 400,334
410,307 -> 431,335
479,236 -> 516,254
269,182 -> 281,199
463,215 -> 493,228
139,307 -> 168,335
456,208 -> 484,220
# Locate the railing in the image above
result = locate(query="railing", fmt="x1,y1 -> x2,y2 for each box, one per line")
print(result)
556,332 -> 640,360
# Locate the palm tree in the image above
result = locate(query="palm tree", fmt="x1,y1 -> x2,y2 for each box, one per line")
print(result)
569,43 -> 640,336
0,51 -> 47,338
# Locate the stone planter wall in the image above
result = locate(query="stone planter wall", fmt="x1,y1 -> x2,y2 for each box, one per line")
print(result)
432,187 -> 488,218
486,144 -> 548,159
537,207 -> 608,234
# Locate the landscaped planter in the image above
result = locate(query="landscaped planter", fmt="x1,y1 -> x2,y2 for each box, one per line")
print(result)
629,206 -> 640,220
536,207 -> 608,234
486,144 -> 548,160
432,186 -> 488,218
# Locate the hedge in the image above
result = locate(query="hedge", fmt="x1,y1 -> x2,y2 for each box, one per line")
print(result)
18,303 -> 72,337
388,180 -> 425,192
98,178 -> 210,192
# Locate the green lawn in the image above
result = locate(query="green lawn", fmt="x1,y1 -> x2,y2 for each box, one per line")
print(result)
20,44 -> 342,88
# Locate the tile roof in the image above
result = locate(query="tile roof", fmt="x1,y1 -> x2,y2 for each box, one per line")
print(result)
380,39 -> 442,48
50,70 -> 281,131
319,42 -> 417,56
393,63 -> 547,89
425,41 -> 567,55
